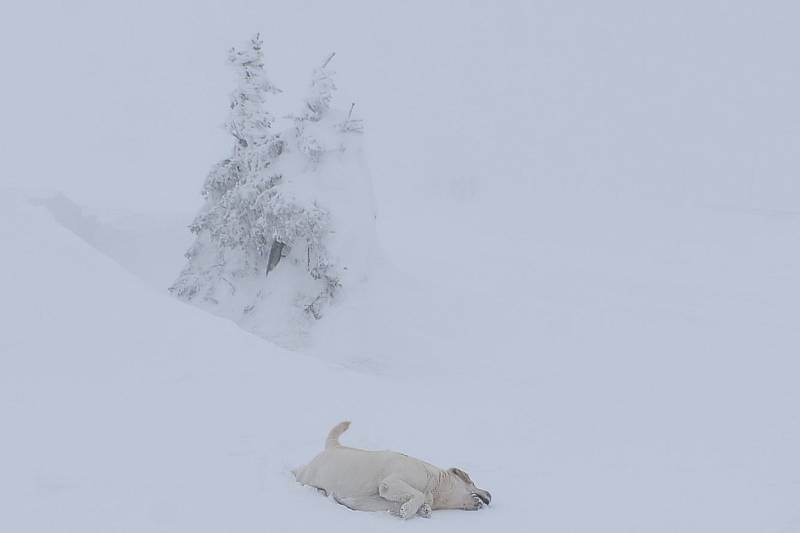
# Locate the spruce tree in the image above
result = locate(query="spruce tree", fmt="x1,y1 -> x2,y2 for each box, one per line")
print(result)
171,36 -> 373,342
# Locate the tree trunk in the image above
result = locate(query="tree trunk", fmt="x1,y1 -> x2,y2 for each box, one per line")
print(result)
266,239 -> 285,278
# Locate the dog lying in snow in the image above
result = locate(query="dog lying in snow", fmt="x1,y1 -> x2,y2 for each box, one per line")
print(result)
293,421 -> 491,519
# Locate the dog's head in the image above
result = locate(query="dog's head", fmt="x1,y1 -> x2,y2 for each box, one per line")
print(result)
438,467 -> 491,510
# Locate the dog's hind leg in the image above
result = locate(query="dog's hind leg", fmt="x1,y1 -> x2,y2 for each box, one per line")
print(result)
333,494 -> 399,514
378,475 -> 426,519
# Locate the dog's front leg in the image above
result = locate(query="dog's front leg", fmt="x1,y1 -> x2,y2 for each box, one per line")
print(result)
378,475 -> 426,519
417,492 -> 433,518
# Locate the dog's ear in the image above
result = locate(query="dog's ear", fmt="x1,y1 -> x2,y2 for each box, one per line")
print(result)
448,467 -> 473,484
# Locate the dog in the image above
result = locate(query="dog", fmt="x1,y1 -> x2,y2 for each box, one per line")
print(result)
293,421 -> 491,519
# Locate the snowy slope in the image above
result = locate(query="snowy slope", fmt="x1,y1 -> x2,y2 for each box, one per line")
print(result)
3,192 -> 799,532
0,195 -> 504,533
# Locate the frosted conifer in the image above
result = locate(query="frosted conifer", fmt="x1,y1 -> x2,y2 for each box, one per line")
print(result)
171,36 -> 375,345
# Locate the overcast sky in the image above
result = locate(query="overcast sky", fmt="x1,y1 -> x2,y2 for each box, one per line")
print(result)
2,1 -> 798,214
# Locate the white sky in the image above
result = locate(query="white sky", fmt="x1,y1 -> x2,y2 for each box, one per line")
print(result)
1,0 -> 798,213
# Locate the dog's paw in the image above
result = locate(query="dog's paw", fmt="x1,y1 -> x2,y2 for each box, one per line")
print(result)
417,503 -> 432,518
398,501 -> 412,519
469,494 -> 484,510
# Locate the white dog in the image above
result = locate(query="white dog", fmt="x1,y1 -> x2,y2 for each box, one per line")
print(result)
293,421 -> 491,519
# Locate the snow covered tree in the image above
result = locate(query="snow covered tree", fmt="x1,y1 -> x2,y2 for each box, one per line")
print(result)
294,52 -> 336,167
170,36 -> 375,345
170,34 -> 281,303
290,52 -> 351,318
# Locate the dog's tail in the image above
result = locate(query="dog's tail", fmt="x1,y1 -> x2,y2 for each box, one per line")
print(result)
325,420 -> 351,449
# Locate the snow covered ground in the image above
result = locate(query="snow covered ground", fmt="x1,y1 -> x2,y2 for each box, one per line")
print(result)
2,189 -> 798,532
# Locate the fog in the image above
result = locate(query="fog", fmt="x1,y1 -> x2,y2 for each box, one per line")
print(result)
3,1 -> 798,221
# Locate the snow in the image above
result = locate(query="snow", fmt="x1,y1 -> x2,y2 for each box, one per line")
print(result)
2,189 -> 799,532
2,2 -> 800,531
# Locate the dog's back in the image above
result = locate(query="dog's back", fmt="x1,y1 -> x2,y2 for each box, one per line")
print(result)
294,422 -> 434,498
